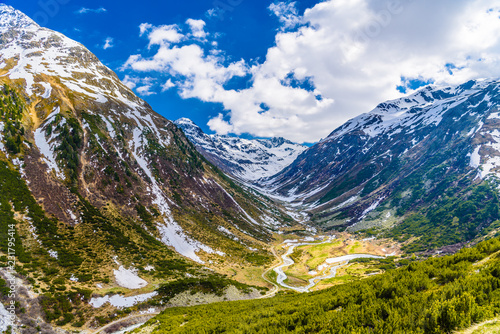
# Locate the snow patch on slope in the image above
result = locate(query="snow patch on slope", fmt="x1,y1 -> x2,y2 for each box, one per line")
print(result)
34,107 -> 64,179
130,127 -> 221,264
114,266 -> 148,290
470,146 -> 481,168
90,292 -> 158,309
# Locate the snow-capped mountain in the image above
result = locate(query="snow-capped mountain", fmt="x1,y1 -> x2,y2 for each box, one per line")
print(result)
174,118 -> 307,182
262,78 -> 500,234
0,5 -> 293,330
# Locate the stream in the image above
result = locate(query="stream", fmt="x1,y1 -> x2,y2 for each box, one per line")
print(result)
274,237 -> 383,293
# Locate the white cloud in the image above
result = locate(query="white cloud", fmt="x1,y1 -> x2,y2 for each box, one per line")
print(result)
122,23 -> 247,98
205,8 -> 220,19
76,7 -> 107,14
207,113 -> 234,135
103,37 -> 113,50
123,0 -> 500,143
136,85 -> 156,96
121,76 -> 157,96
162,79 -> 175,91
122,75 -> 139,89
186,19 -> 207,39
147,25 -> 184,46
269,2 -> 301,30
139,23 -> 153,36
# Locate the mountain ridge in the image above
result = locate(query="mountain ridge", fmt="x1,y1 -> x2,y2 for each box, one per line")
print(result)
174,117 -> 307,182
259,78 -> 500,251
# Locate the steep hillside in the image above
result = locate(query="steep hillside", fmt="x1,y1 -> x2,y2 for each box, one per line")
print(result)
0,4 -> 294,332
174,118 -> 307,182
261,79 -> 500,251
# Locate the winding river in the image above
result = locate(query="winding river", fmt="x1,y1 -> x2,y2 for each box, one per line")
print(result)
274,237 -> 383,292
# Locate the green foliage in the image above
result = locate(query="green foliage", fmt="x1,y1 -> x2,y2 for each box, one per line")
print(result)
53,116 -> 83,184
156,275 -> 254,303
78,195 -> 136,252
0,278 -> 10,296
141,237 -> 500,334
387,182 -> 500,252
40,289 -> 90,325
0,85 -> 25,155
244,252 -> 273,266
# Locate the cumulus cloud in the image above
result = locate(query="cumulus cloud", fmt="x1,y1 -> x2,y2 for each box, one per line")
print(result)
186,19 -> 208,39
269,1 -> 301,30
136,85 -> 156,96
122,76 -> 157,96
162,79 -> 175,91
103,37 -> 114,50
147,25 -> 184,46
76,7 -> 107,14
123,0 -> 500,143
139,23 -> 153,36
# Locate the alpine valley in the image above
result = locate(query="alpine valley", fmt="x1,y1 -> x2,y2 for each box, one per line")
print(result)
2,3 -> 500,334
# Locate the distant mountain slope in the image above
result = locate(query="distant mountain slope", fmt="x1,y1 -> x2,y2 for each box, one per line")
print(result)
0,4 -> 294,331
261,79 -> 500,250
174,118 -> 307,182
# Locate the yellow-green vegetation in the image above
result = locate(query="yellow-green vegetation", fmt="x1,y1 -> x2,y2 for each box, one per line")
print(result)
386,181 -> 500,254
456,317 -> 500,334
303,240 -> 342,269
348,241 -> 362,254
134,236 -> 500,334
282,236 -> 389,289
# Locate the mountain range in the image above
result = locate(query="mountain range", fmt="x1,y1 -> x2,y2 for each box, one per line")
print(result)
2,3 -> 500,334
176,78 -> 500,254
174,117 -> 307,183
259,79 -> 500,252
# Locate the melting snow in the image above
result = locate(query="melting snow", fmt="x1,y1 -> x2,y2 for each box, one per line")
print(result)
39,82 -> 52,98
157,222 -> 224,264
48,250 -> 58,259
89,292 -> 158,308
114,266 -> 148,290
0,302 -> 13,332
360,198 -> 383,219
34,108 -> 65,179
103,116 -> 116,139
470,146 -> 481,169
325,254 -> 383,264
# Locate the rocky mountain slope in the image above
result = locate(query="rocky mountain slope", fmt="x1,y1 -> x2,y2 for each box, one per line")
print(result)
0,4 -> 294,332
174,118 -> 307,182
261,79 -> 500,251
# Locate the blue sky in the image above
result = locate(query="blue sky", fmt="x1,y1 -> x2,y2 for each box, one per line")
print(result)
6,0 -> 295,137
5,0 -> 500,143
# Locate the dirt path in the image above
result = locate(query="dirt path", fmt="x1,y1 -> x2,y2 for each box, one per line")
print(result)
84,313 -> 159,334
259,246 -> 282,298
454,317 -> 500,334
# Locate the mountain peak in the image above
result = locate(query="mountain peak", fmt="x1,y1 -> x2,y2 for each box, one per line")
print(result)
175,117 -> 198,127
0,3 -> 38,32
175,118 -> 307,182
